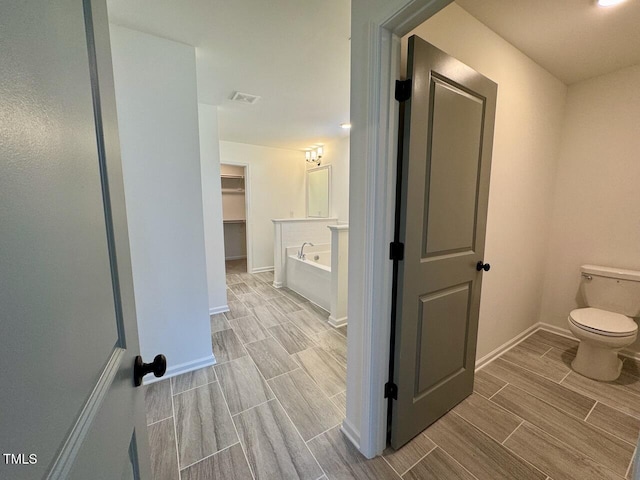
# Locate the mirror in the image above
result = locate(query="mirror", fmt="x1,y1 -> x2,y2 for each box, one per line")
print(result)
306,165 -> 331,218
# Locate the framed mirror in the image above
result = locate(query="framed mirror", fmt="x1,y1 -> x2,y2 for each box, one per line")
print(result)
306,165 -> 331,218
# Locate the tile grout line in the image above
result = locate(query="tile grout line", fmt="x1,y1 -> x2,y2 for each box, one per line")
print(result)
230,397 -> 274,418
230,319 -> 274,346
378,454 -> 403,479
540,346 -> 554,357
498,355 -> 569,384
245,344 -> 328,478
267,326 -> 318,356
291,345 -> 345,397
304,420 -> 345,446
626,446 -> 636,479
178,441 -> 241,472
502,418 -> 631,479
489,382 -> 509,400
171,378 -> 217,397
430,441 -> 482,480
501,419 -> 524,446
495,421 -> 561,479
584,400 -> 598,422
212,366 -> 257,480
486,358 -> 605,425
559,369 -> 572,384
169,378 -> 182,480
489,375 -> 639,461
265,366 -> 302,383
576,408 -> 640,447
397,444 -> 438,477
241,330 -> 277,349
467,333 -> 631,478
329,392 -> 346,415
146,414 -> 173,427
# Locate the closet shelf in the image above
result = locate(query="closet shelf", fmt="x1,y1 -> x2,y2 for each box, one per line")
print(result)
221,174 -> 244,179
223,219 -> 246,224
221,188 -> 245,193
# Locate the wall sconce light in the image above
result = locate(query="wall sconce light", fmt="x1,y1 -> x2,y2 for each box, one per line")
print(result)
305,146 -> 323,166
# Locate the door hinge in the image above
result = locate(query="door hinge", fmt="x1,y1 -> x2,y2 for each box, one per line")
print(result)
384,382 -> 398,399
395,79 -> 411,102
389,242 -> 404,261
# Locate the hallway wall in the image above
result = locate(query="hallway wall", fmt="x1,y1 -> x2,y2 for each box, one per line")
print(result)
110,25 -> 214,377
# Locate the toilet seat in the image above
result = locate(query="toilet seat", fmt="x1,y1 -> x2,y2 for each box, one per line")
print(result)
569,308 -> 637,337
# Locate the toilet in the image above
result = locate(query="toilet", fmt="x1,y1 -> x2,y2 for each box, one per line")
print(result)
567,265 -> 640,381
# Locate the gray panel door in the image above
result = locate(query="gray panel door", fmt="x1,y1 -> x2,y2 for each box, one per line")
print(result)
390,36 -> 497,449
0,1 -> 151,478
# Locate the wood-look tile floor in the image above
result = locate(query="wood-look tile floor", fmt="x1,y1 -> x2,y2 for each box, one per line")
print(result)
225,258 -> 248,275
145,270 -> 640,479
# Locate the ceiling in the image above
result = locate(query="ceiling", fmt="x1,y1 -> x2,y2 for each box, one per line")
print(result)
455,0 -> 640,85
106,0 -> 351,151
106,0 -> 640,151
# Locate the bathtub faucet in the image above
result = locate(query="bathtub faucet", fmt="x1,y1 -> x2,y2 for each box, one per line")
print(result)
298,242 -> 314,260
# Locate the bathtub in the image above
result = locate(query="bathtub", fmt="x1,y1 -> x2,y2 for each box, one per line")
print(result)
286,251 -> 331,312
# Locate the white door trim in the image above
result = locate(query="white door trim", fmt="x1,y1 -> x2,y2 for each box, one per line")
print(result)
346,0 -> 452,458
221,161 -> 252,273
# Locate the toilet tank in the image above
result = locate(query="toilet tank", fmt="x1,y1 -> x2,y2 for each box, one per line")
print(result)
581,265 -> 640,317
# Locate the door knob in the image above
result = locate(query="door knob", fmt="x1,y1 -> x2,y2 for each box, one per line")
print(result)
134,354 -> 167,387
476,261 -> 491,272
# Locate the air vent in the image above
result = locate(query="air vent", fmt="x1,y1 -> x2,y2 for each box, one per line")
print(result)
230,91 -> 261,105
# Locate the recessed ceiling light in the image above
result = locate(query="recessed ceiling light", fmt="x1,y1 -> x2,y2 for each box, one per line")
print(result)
340,123 -> 352,129
597,0 -> 626,7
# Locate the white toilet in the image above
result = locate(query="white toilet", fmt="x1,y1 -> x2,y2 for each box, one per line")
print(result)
567,265 -> 640,381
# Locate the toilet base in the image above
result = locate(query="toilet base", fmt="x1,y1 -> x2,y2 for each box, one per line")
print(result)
572,340 -> 623,381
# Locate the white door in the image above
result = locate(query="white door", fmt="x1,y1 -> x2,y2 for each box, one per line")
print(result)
0,0 -> 157,478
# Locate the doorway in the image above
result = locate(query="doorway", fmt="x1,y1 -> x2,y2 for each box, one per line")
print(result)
221,163 -> 249,274
388,35 -> 497,449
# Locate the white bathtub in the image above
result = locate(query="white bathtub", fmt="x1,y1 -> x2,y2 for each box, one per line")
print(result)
286,252 -> 331,312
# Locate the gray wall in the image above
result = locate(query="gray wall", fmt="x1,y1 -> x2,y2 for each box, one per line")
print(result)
110,25 -> 214,376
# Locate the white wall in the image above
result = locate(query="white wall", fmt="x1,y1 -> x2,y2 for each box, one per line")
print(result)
539,64 -> 640,350
199,103 -> 229,314
219,141 -> 306,272
110,25 -> 214,377
307,136 -> 350,223
410,3 -> 567,360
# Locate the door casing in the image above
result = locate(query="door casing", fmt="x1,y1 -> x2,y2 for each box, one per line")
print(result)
345,0 -> 454,458
221,161 -> 252,272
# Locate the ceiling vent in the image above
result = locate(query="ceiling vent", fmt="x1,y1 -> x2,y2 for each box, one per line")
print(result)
230,91 -> 261,105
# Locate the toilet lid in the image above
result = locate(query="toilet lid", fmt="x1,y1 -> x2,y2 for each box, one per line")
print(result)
569,308 -> 638,337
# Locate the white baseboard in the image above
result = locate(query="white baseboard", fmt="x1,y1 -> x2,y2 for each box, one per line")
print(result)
538,322 -> 640,362
476,321 -> 640,372
225,255 -> 247,261
340,419 -> 361,452
144,354 -> 216,385
475,322 -> 543,371
251,266 -> 274,274
329,315 -> 348,328
537,323 -> 575,339
209,305 -> 229,315
273,281 -> 283,288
